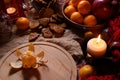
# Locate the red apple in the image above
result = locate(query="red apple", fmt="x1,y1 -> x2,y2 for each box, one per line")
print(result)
92,0 -> 114,21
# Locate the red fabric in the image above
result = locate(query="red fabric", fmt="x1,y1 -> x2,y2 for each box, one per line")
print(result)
108,16 -> 120,63
85,74 -> 120,80
111,44 -> 120,63
108,16 -> 120,44
108,16 -> 120,35
108,30 -> 120,44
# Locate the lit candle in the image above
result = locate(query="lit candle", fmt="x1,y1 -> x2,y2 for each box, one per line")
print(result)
87,35 -> 107,58
6,7 -> 16,14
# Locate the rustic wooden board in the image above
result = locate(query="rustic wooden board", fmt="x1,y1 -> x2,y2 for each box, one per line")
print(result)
0,42 -> 77,80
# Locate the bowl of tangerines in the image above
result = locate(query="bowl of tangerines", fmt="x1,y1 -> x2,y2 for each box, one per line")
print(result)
61,0 -> 114,32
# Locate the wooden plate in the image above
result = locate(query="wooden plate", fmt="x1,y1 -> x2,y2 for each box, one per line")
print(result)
0,42 -> 77,80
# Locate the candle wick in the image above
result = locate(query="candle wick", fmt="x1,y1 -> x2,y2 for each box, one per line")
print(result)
96,41 -> 100,46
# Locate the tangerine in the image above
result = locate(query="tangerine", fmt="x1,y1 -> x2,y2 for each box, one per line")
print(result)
21,53 -> 36,68
79,64 -> 95,79
71,0 -> 82,7
70,12 -> 83,24
83,15 -> 97,27
16,17 -> 29,30
64,5 -> 76,18
68,0 -> 73,5
77,0 -> 92,15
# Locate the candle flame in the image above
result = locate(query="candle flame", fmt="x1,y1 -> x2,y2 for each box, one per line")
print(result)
97,34 -> 101,43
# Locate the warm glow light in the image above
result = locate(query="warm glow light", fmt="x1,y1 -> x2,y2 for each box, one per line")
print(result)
87,34 -> 107,58
96,34 -> 101,43
6,7 -> 16,14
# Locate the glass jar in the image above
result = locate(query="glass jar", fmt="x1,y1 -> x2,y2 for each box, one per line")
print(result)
0,0 -> 25,23
0,11 -> 13,44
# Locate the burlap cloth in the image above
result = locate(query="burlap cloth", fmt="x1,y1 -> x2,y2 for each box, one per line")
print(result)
0,29 -> 83,63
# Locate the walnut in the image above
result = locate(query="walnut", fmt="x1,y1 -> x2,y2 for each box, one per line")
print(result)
39,18 -> 50,27
42,28 -> 53,38
29,20 -> 40,29
49,23 -> 65,37
29,32 -> 40,42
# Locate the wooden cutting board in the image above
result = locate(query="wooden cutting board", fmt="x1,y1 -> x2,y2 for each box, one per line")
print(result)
0,42 -> 77,80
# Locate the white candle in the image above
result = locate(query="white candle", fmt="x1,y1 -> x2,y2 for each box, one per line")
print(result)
87,35 -> 107,58
6,7 -> 16,14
